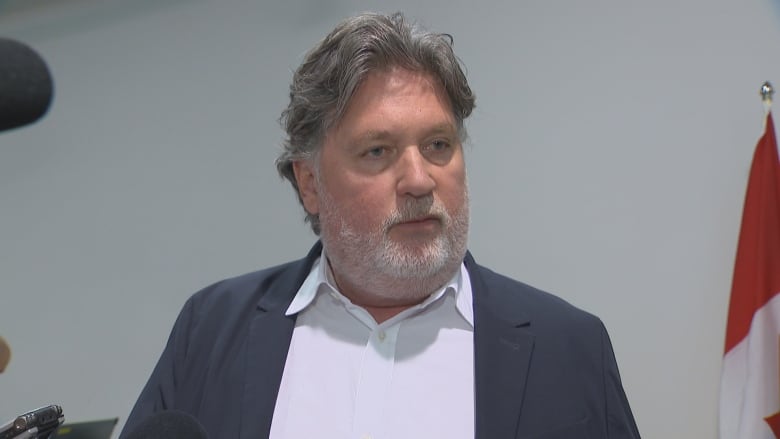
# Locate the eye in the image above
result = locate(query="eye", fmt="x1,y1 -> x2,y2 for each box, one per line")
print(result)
421,139 -> 454,164
428,140 -> 450,152
365,146 -> 386,157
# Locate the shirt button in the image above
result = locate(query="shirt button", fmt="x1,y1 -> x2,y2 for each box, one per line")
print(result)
377,330 -> 386,341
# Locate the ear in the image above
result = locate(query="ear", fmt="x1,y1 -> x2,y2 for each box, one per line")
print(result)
293,160 -> 320,215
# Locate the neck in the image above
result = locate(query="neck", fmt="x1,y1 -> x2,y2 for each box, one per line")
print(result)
326,258 -> 447,324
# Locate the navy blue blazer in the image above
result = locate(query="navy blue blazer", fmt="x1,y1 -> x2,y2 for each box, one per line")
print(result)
121,243 -> 640,438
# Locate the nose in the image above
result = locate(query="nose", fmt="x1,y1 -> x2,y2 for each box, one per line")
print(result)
396,146 -> 436,198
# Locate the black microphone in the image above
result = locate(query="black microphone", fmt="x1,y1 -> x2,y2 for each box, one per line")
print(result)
0,38 -> 54,132
122,411 -> 209,439
0,405 -> 64,439
0,336 -> 10,373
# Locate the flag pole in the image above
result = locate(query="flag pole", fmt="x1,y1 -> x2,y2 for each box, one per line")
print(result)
761,81 -> 774,117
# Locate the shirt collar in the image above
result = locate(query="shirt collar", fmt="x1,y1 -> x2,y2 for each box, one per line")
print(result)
285,249 -> 474,327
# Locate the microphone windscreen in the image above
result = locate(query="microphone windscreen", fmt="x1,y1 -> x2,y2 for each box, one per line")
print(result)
123,411 -> 209,439
0,37 -> 54,132
0,336 -> 9,373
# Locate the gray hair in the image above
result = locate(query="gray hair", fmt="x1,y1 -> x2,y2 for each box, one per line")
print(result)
276,11 -> 476,234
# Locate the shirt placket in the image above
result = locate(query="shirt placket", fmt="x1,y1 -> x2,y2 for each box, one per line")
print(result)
351,323 -> 401,439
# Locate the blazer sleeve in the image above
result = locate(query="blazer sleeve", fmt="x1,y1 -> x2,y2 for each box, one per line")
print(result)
600,321 -> 641,438
119,298 -> 195,437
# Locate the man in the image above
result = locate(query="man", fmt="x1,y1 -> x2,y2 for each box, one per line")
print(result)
121,12 -> 640,439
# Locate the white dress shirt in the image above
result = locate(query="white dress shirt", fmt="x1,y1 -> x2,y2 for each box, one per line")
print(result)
269,251 -> 475,439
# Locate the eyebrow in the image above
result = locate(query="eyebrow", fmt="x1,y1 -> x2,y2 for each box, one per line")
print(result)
357,130 -> 394,143
353,123 -> 458,144
426,122 -> 458,137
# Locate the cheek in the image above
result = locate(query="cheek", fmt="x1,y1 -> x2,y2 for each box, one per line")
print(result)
436,166 -> 468,209
325,180 -> 393,229
442,186 -> 468,215
351,191 -> 394,228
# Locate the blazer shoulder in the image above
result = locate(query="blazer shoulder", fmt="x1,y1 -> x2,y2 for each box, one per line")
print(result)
160,253 -> 316,371
186,258 -> 307,316
470,262 -> 602,328
186,242 -> 323,311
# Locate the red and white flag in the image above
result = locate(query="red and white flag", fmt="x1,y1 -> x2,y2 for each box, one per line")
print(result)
720,112 -> 780,439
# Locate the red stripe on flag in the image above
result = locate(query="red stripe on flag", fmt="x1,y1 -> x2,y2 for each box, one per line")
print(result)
767,411 -> 780,437
724,113 -> 780,353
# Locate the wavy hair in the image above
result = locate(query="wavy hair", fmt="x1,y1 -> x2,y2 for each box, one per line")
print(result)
277,11 -> 476,234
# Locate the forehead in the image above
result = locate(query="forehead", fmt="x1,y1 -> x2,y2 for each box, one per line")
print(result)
331,67 -> 457,135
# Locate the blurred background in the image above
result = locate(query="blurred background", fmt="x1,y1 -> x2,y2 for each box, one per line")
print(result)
2,0 -> 779,437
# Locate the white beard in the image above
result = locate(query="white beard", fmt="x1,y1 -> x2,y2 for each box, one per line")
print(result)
318,185 -> 469,305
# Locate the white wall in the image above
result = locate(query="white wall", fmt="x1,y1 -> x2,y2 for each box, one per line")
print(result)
2,1 -> 779,437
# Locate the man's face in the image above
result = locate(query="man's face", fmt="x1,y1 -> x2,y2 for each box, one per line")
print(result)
293,67 -> 469,305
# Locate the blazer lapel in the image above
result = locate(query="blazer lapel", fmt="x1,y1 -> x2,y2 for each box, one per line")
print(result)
467,254 -> 534,439
240,243 -> 322,439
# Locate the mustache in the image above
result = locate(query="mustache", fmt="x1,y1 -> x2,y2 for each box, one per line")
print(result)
383,196 -> 448,228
